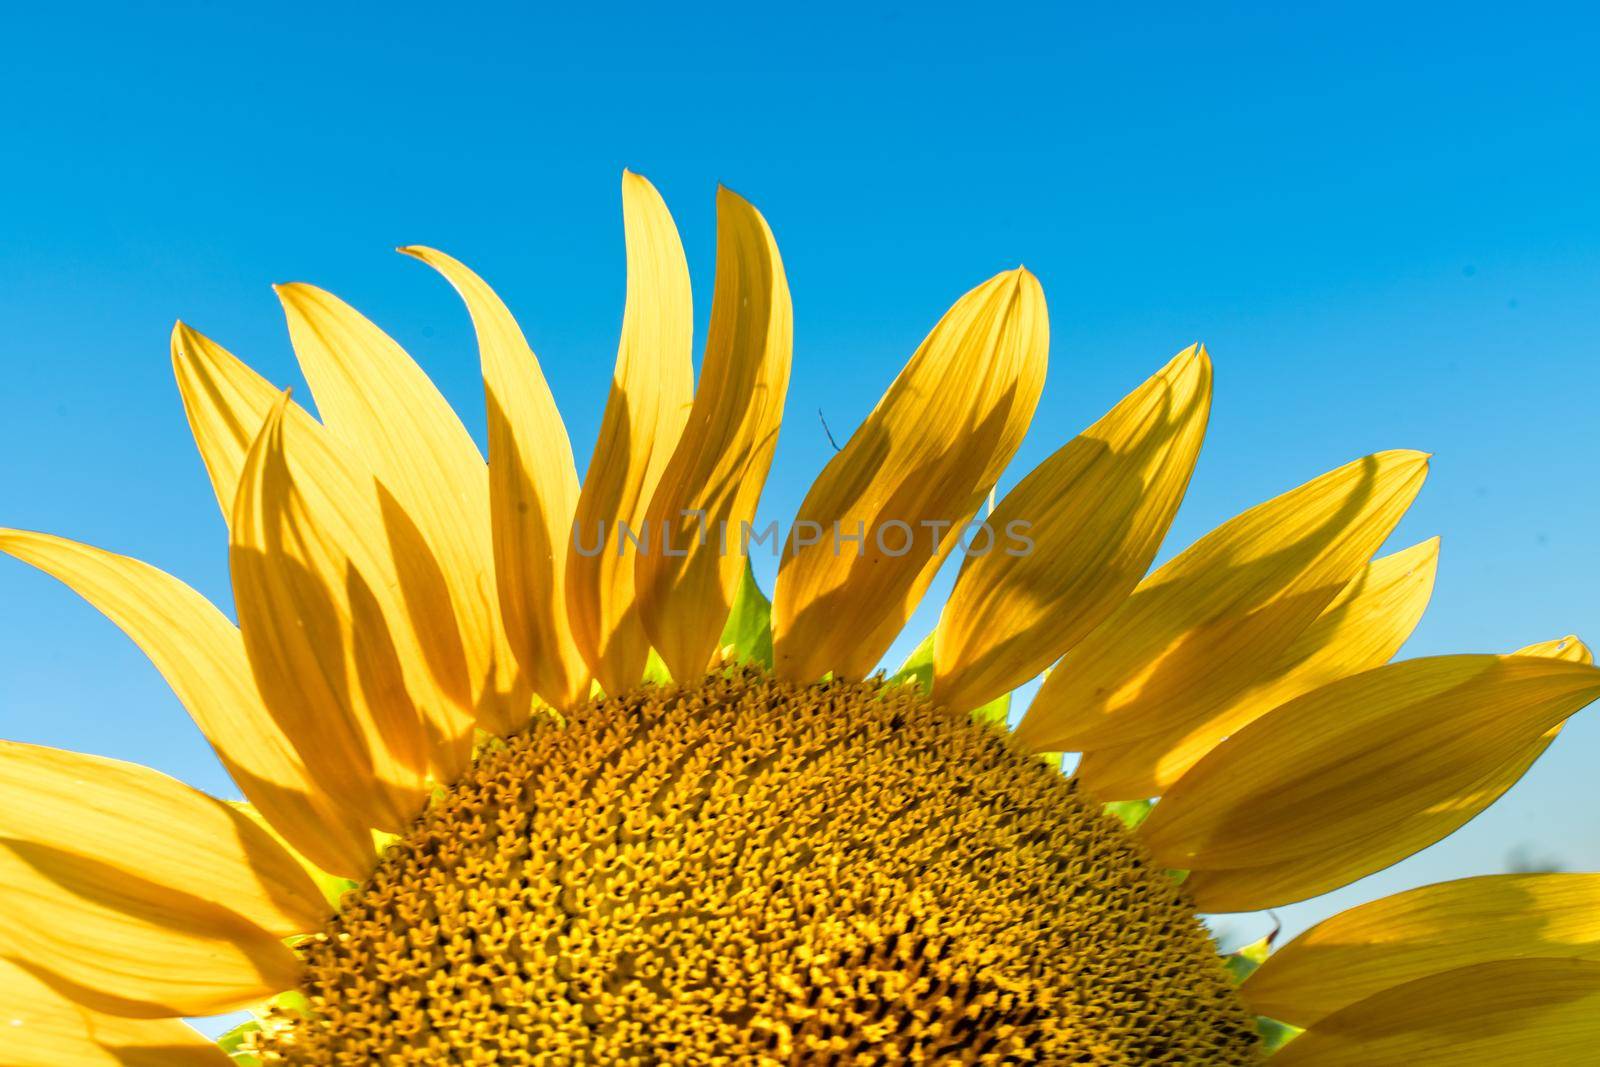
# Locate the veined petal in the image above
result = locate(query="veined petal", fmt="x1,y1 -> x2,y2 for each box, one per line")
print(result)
564,171 -> 695,695
397,247 -> 592,712
1137,645 -> 1600,911
275,282 -> 485,758
772,268 -> 1047,685
1077,537 -> 1439,800
1015,450 -> 1430,753
0,957 -> 227,1067
0,529 -> 377,881
172,322 -> 300,521
636,187 -> 792,680
230,395 -> 435,833
1268,958 -> 1600,1067
0,742 -> 326,937
933,344 -> 1206,711
1241,873 -> 1600,1027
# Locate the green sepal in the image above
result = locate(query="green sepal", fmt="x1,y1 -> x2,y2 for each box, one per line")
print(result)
888,632 -> 935,691
1223,934 -> 1274,982
718,560 -> 774,669
1104,798 -> 1153,830
1256,1016 -> 1302,1052
642,647 -> 673,684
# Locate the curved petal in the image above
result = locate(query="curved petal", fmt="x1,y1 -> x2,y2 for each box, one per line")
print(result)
1137,646 -> 1600,911
1242,873 -> 1600,1027
230,395 -> 435,833
564,171 -> 695,695
0,742 -> 326,937
275,283 -> 485,758
0,529 -> 377,881
0,957 -> 227,1067
636,187 -> 792,680
1015,450 -> 1430,753
772,268 -> 1047,685
398,246 -> 592,713
1268,959 -> 1600,1067
1076,537 -> 1439,800
934,344 -> 1206,711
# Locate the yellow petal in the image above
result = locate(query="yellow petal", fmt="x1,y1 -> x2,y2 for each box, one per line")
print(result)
1268,958 -> 1600,1067
0,741 -> 326,937
275,282 -> 486,755
636,187 -> 792,680
0,529 -> 377,881
0,957 -> 227,1067
1242,873 -> 1600,1027
771,268 -> 1047,685
0,751 -> 304,1017
564,171 -> 695,695
230,395 -> 435,833
933,344 -> 1206,711
397,247 -> 592,711
1077,537 -> 1439,799
1137,647 -> 1600,911
1015,450 -> 1430,753
171,322 -> 294,521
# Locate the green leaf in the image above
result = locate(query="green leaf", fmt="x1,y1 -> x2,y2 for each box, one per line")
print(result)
718,560 -> 773,669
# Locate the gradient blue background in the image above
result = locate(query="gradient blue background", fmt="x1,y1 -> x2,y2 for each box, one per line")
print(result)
2,0 -> 1597,958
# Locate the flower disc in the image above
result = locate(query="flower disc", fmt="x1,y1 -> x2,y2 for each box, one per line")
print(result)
256,670 -> 1260,1064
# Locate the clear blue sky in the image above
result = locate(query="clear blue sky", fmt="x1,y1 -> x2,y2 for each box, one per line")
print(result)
2,1 -> 1597,946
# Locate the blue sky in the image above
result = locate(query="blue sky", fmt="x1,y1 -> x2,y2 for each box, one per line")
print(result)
2,1 -> 1597,946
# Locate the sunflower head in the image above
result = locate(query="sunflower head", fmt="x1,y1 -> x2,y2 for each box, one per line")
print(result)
2,172 -> 1599,1067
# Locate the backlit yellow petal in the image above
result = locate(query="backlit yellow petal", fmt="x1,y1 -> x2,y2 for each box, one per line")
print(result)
171,321 -> 297,521
0,741 -> 326,937
564,171 -> 695,695
1138,648 -> 1600,911
1077,537 -> 1439,799
1242,873 -> 1600,1027
0,957 -> 227,1067
397,247 -> 593,714
230,395 -> 436,833
1015,450 -> 1429,753
1268,958 -> 1600,1067
771,268 -> 1046,685
275,281 -> 486,755
636,187 -> 792,680
0,529 -> 377,881
933,344 -> 1206,711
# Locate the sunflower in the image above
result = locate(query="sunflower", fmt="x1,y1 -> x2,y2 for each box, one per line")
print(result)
3,172 -> 1599,1067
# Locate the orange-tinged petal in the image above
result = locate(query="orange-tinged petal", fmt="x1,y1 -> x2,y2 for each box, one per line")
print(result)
772,268 -> 1047,684
933,344 -> 1206,711
1077,537 -> 1439,800
564,171 -> 695,695
1241,873 -> 1600,1027
636,187 -> 792,680
0,742 -> 326,937
1138,646 -> 1600,911
230,395 -> 435,833
275,282 -> 486,758
1268,958 -> 1600,1067
1015,450 -> 1430,753
397,247 -> 592,712
0,957 -> 227,1066
0,529 -> 377,881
